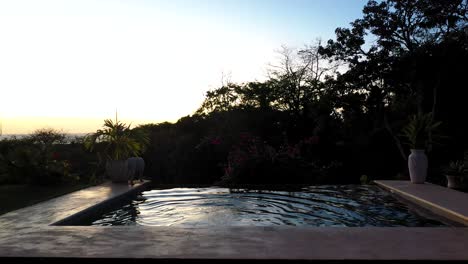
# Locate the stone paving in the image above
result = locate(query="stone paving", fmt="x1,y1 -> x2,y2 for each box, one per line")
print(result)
0,226 -> 467,260
0,180 -> 467,261
375,180 -> 468,226
0,181 -> 148,229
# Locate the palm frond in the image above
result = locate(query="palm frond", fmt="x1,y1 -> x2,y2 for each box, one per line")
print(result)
83,118 -> 149,160
400,112 -> 444,150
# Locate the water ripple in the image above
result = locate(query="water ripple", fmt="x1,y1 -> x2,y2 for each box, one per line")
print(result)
91,185 -> 447,227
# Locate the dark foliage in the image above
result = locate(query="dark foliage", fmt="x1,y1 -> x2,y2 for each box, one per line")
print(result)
2,0 -> 467,187
136,0 -> 467,186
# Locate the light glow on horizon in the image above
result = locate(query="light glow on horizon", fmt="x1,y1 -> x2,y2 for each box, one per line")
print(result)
0,0 -> 366,134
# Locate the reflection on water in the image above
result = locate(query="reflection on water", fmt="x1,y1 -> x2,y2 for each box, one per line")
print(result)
91,185 -> 446,227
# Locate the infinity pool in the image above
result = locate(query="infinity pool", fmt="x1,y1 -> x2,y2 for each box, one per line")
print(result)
86,185 -> 447,227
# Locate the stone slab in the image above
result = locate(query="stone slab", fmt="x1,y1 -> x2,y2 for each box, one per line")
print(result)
375,180 -> 468,226
0,226 -> 467,260
0,181 -> 149,228
0,181 -> 467,261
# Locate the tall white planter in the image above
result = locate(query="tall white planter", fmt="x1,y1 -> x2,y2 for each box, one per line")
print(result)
106,160 -> 129,183
408,149 -> 428,184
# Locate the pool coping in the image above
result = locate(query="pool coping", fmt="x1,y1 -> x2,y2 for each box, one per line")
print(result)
0,181 -> 150,229
0,181 -> 467,261
374,180 -> 468,226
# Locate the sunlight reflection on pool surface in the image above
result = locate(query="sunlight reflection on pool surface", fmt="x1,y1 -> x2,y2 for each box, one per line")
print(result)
90,185 -> 447,227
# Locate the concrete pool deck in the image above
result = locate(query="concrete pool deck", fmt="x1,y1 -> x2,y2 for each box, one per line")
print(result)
0,181 -> 149,228
375,180 -> 468,226
0,180 -> 467,261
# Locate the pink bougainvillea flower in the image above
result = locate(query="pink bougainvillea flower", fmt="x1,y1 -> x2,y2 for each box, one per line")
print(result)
210,137 -> 221,145
224,166 -> 233,175
304,136 -> 320,144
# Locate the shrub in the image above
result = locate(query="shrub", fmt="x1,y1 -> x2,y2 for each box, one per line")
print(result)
84,119 -> 149,161
218,134 -> 342,185
0,132 -> 75,185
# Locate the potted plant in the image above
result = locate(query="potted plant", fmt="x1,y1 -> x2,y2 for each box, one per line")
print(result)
400,112 -> 442,184
444,160 -> 467,189
84,118 -> 149,183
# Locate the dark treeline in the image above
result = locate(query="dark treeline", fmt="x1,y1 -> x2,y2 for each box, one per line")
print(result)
1,0 -> 467,187
138,0 -> 468,185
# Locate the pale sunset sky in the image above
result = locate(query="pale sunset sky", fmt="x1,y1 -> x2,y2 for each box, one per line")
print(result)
0,0 -> 367,134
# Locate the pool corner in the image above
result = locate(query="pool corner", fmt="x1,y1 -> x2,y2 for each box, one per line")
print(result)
374,180 -> 468,226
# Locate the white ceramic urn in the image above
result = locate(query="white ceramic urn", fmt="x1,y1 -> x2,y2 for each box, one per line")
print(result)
408,149 -> 428,184
106,160 -> 129,183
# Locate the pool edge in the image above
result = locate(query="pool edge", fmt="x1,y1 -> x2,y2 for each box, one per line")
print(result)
374,180 -> 468,226
1,182 -> 468,260
51,181 -> 151,226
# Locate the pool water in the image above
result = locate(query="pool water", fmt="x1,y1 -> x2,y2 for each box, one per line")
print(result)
89,185 -> 447,227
